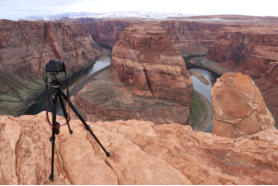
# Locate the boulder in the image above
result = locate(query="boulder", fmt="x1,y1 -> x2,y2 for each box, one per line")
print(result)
1,112 -> 278,184
212,72 -> 275,138
207,29 -> 278,126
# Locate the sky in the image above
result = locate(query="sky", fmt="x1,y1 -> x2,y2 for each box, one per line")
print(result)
0,0 -> 278,20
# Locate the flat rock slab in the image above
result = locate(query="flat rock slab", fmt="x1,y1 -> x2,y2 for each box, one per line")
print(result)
1,112 -> 278,184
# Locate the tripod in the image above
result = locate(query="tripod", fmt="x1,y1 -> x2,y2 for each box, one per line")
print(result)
46,74 -> 110,182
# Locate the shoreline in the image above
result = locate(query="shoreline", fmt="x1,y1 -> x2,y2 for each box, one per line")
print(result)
188,90 -> 214,131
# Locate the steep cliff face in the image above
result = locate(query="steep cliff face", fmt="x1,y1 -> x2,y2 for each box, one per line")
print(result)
0,20 -> 103,115
77,18 -> 226,55
77,18 -> 142,49
207,29 -> 278,83
212,72 -> 274,138
1,112 -> 278,184
111,23 -> 193,107
160,21 -> 225,55
207,28 -> 278,125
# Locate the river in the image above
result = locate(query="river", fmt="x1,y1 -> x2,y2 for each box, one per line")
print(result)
26,56 -> 216,132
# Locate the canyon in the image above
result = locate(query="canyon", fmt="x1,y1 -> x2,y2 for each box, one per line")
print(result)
76,16 -> 278,125
1,15 -> 278,185
72,23 -> 193,124
0,20 -> 104,116
206,26 -> 278,125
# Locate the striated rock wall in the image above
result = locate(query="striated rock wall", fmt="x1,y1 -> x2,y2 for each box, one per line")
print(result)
160,21 -> 225,55
0,20 -> 103,116
212,72 -> 274,138
79,18 -> 142,49
111,23 -> 193,108
1,112 -> 278,184
77,18 -> 225,55
207,29 -> 278,84
207,28 -> 278,125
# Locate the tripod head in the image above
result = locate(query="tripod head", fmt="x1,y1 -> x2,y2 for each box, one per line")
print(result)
44,59 -> 66,89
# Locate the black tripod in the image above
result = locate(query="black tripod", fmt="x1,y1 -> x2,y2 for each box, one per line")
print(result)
46,74 -> 110,182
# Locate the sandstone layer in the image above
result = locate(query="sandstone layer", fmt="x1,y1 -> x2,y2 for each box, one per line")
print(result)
78,18 -> 142,49
0,20 -> 103,116
1,112 -> 278,184
212,72 -> 275,138
111,23 -> 193,109
160,20 -> 225,55
207,27 -> 278,125
77,18 -> 226,55
72,68 -> 190,124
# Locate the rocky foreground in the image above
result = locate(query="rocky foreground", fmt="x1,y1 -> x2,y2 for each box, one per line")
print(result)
0,112 -> 278,184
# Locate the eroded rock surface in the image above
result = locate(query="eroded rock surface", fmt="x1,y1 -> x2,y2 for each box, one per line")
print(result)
0,20 -> 103,115
212,72 -> 275,138
207,28 -> 278,125
1,112 -> 278,184
72,68 -> 190,124
111,23 -> 193,108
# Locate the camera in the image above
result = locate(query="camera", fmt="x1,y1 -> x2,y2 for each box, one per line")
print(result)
45,59 -> 66,73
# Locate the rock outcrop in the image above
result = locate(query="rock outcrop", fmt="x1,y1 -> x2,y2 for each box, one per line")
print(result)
111,23 -> 193,107
0,20 -> 103,116
212,72 -> 275,138
1,112 -> 278,184
72,68 -> 190,124
207,28 -> 278,125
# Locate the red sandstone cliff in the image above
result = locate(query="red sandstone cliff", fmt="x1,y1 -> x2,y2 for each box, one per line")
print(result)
1,112 -> 278,184
77,18 -> 142,48
212,72 -> 274,138
207,27 -> 278,125
111,23 -> 193,107
160,21 -> 225,55
0,20 -> 104,115
77,18 -> 226,55
72,23 -> 193,124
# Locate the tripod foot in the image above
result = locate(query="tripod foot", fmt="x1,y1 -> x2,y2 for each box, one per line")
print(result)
69,130 -> 73,135
49,174 -> 54,182
106,151 -> 110,157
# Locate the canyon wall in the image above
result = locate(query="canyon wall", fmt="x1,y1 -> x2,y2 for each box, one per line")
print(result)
77,18 -> 225,55
0,20 -> 103,116
207,27 -> 278,124
1,112 -> 278,184
77,18 -> 141,49
111,23 -> 193,107
72,23 -> 193,124
160,20 -> 225,55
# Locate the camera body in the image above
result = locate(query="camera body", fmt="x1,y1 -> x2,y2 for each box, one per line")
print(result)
45,59 -> 66,73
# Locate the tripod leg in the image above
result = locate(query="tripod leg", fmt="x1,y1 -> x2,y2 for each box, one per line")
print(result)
61,93 -> 110,157
49,97 -> 58,181
59,96 -> 73,134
